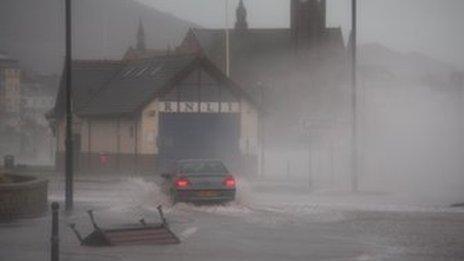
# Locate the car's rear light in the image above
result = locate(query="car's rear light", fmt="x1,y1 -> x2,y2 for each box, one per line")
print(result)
223,175 -> 236,188
174,177 -> 190,189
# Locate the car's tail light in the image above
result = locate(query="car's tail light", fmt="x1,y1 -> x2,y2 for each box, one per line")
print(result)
223,175 -> 236,188
174,177 -> 190,189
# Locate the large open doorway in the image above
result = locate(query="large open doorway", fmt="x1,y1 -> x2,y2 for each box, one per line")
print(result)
158,113 -> 240,171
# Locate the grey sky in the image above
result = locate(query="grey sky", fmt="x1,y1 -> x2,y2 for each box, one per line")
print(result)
136,0 -> 464,69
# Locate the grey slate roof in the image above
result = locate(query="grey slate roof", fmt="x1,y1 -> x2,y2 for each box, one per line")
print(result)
80,54 -> 197,116
193,28 -> 293,54
189,27 -> 344,67
190,28 -> 293,66
54,60 -> 124,118
53,54 -> 256,118
186,27 -> 345,92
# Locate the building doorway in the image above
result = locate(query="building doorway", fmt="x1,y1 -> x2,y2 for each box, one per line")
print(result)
158,112 -> 240,171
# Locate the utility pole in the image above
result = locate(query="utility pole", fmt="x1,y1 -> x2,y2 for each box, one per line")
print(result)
351,0 -> 358,192
225,0 -> 230,77
65,0 -> 74,211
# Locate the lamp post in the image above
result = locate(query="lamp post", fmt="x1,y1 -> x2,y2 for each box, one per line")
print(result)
351,0 -> 358,192
65,0 -> 74,211
225,0 -> 230,77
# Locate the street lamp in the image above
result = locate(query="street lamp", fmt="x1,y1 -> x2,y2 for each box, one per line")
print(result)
225,0 -> 230,77
65,0 -> 74,211
351,0 -> 358,192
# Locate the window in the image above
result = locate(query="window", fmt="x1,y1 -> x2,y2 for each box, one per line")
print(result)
150,65 -> 162,76
122,67 -> 137,78
134,66 -> 149,77
179,161 -> 227,174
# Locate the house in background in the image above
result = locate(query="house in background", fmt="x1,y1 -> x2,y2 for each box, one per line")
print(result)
0,51 -> 23,161
177,0 -> 347,145
0,51 -> 21,127
0,51 -> 59,163
176,0 -> 349,181
123,19 -> 173,61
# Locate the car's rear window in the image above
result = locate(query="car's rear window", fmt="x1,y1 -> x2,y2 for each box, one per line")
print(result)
179,161 -> 227,174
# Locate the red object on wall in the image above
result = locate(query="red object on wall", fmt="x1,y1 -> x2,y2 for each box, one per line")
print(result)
99,154 -> 109,166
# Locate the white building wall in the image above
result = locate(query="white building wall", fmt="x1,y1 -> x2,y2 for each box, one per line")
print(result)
140,99 -> 159,155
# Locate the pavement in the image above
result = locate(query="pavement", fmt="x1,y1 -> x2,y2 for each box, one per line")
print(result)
1,176 -> 464,261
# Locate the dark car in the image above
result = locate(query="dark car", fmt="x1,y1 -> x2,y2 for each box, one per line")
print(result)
161,159 -> 236,204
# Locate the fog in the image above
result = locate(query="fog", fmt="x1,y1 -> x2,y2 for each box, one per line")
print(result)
140,0 -> 464,70
2,0 -> 464,205
3,1 -> 464,259
254,40 -> 464,205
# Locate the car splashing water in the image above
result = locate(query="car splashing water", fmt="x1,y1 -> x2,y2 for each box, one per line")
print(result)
104,177 -> 170,220
114,177 -> 253,215
107,177 -> 253,214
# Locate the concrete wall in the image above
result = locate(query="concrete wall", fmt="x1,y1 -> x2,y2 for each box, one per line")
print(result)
55,98 -> 259,175
57,117 -> 140,155
56,114 -> 157,174
0,175 -> 48,220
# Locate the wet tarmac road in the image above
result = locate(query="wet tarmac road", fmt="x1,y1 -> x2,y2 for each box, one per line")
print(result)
1,178 -> 463,261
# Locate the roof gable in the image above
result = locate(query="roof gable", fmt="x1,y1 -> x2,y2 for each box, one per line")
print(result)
53,54 -> 258,118
154,56 -> 258,108
79,54 -> 197,116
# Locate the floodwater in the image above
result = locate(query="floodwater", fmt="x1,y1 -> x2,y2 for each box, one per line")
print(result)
1,177 -> 463,261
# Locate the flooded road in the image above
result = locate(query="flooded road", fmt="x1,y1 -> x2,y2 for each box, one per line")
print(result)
1,177 -> 463,261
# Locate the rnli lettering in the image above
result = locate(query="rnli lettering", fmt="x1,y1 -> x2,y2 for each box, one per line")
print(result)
158,102 -> 239,113
163,102 -> 177,112
179,102 -> 198,112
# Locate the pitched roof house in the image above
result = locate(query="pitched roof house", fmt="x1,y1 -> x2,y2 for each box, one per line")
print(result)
53,54 -> 260,174
177,0 -> 348,146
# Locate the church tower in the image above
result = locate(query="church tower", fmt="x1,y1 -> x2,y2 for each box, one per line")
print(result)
290,0 -> 326,47
136,18 -> 146,52
235,0 -> 248,32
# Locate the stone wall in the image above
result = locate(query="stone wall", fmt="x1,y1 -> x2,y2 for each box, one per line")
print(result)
0,175 -> 48,220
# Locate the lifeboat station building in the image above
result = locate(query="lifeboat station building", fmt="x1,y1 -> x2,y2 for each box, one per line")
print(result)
52,55 -> 260,175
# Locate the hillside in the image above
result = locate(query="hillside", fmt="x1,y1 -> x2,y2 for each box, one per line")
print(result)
358,43 -> 457,87
0,0 -> 196,74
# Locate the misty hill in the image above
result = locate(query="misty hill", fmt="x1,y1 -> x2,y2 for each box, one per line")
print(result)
358,43 -> 457,87
0,0 -> 196,74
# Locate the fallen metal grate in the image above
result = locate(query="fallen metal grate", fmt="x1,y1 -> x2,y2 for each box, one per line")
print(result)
69,205 -> 180,247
